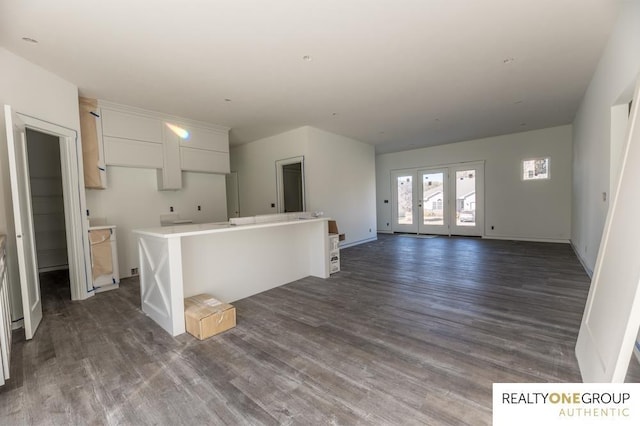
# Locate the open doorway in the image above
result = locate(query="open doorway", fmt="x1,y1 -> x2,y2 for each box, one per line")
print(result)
25,129 -> 72,304
276,156 -> 306,213
5,106 -> 92,340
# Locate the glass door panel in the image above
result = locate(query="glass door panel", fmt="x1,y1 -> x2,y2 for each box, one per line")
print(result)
391,171 -> 418,233
418,169 -> 448,235
450,163 -> 483,236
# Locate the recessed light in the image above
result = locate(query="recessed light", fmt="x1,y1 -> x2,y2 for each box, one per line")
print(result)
302,55 -> 312,62
514,100 -> 523,104
22,37 -> 38,44
520,123 -> 527,127
224,98 -> 232,103
331,112 -> 338,116
379,131 -> 385,135
503,57 -> 515,64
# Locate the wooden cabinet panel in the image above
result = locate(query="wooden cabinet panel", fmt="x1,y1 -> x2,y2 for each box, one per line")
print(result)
104,136 -> 163,168
101,109 -> 163,143
180,147 -> 230,174
79,98 -> 107,189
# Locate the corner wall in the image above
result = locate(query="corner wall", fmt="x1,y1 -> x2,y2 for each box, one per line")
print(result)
230,126 -> 377,246
571,0 -> 640,274
376,125 -> 573,242
0,47 -> 83,321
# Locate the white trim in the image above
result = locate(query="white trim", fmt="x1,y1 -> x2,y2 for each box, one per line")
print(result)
483,235 -> 570,244
570,241 -> 594,278
339,236 -> 377,249
98,99 -> 230,133
17,113 -> 92,301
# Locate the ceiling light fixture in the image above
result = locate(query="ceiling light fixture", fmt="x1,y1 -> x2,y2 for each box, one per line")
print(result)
503,57 -> 515,64
22,37 -> 38,44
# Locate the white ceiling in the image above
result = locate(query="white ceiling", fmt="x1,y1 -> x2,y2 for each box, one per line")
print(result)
0,0 -> 621,153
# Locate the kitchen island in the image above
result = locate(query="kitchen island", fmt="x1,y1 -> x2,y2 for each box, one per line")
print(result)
133,217 -> 330,336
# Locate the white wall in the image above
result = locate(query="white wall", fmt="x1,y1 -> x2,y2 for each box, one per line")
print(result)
85,167 -> 227,278
230,127 -> 309,216
0,47 -> 84,320
231,126 -> 377,246
572,0 -> 640,274
376,125 -> 573,242
305,127 -> 377,246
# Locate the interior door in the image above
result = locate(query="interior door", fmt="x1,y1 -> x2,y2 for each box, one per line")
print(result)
4,105 -> 43,339
575,77 -> 640,382
418,169 -> 448,235
449,163 -> 484,236
391,171 -> 418,233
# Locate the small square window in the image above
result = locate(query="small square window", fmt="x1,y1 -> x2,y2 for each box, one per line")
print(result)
522,158 -> 550,180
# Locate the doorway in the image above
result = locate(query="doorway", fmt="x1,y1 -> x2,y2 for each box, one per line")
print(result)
5,106 -> 92,340
276,156 -> 306,213
391,161 -> 484,236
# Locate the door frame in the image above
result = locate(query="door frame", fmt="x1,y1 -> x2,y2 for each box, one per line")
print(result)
391,161 -> 485,236
14,111 -> 92,301
275,156 -> 306,213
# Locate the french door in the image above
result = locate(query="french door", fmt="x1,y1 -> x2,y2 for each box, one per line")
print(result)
392,162 -> 484,236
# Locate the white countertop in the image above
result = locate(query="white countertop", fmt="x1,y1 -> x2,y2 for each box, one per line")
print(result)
89,225 -> 116,231
133,217 -> 328,239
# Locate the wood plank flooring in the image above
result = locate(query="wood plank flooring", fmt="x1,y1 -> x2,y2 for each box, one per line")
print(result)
1,234 -> 637,425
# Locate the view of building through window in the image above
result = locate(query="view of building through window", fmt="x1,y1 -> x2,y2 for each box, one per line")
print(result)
522,158 -> 550,180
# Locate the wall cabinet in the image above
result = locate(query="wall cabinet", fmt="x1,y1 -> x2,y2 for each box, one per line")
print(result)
79,98 -> 107,189
84,100 -> 230,191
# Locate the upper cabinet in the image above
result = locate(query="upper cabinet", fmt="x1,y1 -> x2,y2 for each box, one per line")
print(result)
179,125 -> 230,174
79,99 -> 230,190
79,98 -> 107,189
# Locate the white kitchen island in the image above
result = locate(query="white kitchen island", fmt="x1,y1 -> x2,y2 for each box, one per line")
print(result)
133,217 -> 330,336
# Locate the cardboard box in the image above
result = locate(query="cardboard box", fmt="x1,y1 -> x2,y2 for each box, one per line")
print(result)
184,294 -> 236,340
328,220 -> 346,241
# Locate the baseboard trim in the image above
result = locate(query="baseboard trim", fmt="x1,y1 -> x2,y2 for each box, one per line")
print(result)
340,236 -> 377,249
376,230 -> 393,234
570,241 -> 594,278
11,318 -> 24,330
483,235 -> 571,244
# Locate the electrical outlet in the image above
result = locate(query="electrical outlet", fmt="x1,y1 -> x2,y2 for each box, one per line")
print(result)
131,267 -> 139,276
197,205 -> 201,211
386,222 -> 389,226
491,226 -> 494,230
271,203 -> 276,208
170,206 -> 174,212
369,228 -> 372,232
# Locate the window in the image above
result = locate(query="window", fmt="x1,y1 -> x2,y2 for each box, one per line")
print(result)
522,158 -> 550,180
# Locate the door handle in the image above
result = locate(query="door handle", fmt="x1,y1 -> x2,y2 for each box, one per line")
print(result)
16,235 -> 22,238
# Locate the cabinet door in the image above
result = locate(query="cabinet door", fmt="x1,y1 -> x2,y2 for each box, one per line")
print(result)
157,127 -> 182,190
101,109 -> 163,143
79,98 -> 107,189
180,147 -> 230,174
104,137 -> 163,168
180,126 -> 229,152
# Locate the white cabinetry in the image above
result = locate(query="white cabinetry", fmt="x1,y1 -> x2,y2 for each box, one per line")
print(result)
102,108 -> 164,169
180,125 -> 230,174
95,101 -> 230,190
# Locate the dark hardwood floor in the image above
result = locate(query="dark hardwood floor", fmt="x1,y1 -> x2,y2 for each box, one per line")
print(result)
1,234 -> 638,425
